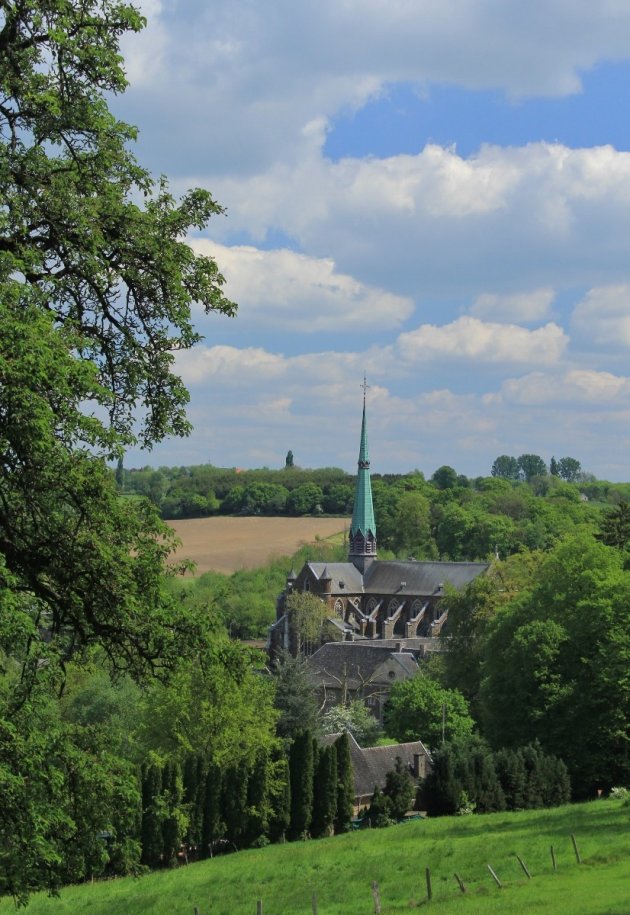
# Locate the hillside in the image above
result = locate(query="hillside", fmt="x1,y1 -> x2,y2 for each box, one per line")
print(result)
166,516 -> 348,574
16,799 -> 630,915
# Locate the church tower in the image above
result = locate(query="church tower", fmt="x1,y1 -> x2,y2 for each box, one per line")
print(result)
349,378 -> 377,572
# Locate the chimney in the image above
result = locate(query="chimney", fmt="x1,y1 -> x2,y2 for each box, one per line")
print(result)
413,752 -> 423,778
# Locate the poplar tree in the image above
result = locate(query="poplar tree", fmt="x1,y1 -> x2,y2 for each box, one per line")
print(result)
288,730 -> 314,839
334,733 -> 355,833
311,744 -> 337,837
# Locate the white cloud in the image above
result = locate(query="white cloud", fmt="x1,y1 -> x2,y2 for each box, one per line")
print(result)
572,285 -> 630,347
201,142 -> 630,301
471,288 -> 555,322
396,316 -> 567,364
489,369 -> 630,406
115,1 -> 630,178
189,241 -> 413,331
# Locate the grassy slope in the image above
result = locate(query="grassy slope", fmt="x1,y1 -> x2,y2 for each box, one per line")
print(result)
16,800 -> 630,915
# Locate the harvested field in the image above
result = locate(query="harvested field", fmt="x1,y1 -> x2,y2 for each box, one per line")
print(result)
166,516 -> 348,575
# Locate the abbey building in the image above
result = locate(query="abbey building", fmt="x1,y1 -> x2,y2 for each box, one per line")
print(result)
269,390 -> 488,659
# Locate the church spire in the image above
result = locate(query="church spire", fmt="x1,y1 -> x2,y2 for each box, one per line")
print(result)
349,375 -> 377,571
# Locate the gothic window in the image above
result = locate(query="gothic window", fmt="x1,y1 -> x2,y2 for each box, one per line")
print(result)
411,599 -> 424,616
334,599 -> 344,615
388,598 -> 400,614
366,597 -> 378,614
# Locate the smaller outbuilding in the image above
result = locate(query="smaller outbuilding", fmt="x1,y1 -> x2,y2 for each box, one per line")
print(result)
320,731 -> 432,815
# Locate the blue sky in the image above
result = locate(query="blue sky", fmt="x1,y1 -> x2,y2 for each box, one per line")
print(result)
116,1 -> 630,480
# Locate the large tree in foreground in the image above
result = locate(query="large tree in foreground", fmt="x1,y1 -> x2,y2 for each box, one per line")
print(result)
0,0 -> 234,901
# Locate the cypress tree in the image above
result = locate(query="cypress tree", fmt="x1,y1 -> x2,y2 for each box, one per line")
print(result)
366,786 -> 392,827
161,760 -> 184,866
244,749 -> 271,847
383,757 -> 415,820
522,744 -> 546,808
424,747 -> 463,816
470,748 -> 505,813
140,763 -> 163,868
201,763 -> 223,857
222,760 -> 249,848
288,730 -> 314,839
268,751 -> 291,843
183,754 -> 205,849
311,744 -> 337,837
494,748 -> 527,810
334,733 -> 355,833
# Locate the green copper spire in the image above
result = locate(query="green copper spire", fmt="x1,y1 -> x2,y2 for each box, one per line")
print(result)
349,377 -> 377,569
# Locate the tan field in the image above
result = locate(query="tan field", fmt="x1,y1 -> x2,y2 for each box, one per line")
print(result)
166,516 -> 349,575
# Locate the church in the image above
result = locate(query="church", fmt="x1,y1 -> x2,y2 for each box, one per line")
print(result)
269,388 -> 489,659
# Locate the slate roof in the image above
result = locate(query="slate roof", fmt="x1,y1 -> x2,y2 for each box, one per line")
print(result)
363,560 -> 489,595
321,732 -> 431,799
304,559 -> 488,597
306,642 -> 419,689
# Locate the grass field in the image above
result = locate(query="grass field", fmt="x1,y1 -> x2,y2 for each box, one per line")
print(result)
166,516 -> 348,574
15,799 -> 630,915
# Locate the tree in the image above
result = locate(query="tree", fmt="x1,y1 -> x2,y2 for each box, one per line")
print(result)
383,757 -> 415,819
271,651 -> 320,738
288,731 -> 314,840
598,500 -> 630,550
334,733 -> 355,833
310,744 -> 337,838
285,592 -> 328,656
480,533 -> 630,795
0,2 -> 235,899
319,700 -> 381,746
549,456 -> 559,477
383,675 -> 474,750
431,466 -> 459,490
491,455 -> 520,481
517,454 -> 547,482
557,457 -> 581,483
286,483 -> 324,515
285,451 -> 294,469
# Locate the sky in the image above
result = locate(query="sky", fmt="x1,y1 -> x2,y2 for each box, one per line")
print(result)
115,0 -> 630,481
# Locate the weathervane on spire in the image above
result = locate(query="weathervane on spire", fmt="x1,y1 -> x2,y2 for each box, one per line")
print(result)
361,372 -> 370,401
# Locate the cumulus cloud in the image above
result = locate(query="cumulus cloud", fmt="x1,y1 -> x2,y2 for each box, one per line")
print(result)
471,288 -> 555,322
488,369 -> 630,406
202,142 -> 630,301
115,1 -> 630,177
396,316 -> 567,364
188,241 -> 413,331
572,285 -> 630,347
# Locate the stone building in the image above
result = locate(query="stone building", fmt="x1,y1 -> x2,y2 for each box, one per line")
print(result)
305,641 -> 419,722
269,388 -> 488,658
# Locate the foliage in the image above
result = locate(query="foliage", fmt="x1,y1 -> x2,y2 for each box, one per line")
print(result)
598,500 -> 630,551
270,651 -> 320,739
311,744 -> 338,838
288,731 -> 314,840
383,757 -> 415,819
480,533 -> 630,796
285,591 -> 328,655
319,699 -> 382,746
383,675 -> 474,750
334,732 -> 355,834
0,0 -> 233,900
425,738 -> 569,817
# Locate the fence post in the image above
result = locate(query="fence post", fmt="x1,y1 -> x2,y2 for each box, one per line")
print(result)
487,864 -> 502,888
550,845 -> 557,872
257,900 -> 263,915
371,880 -> 382,914
516,854 -> 532,879
454,873 -> 467,894
312,891 -> 318,914
425,866 -> 432,901
571,834 -> 582,864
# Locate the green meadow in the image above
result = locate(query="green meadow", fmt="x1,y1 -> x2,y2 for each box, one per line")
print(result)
14,799 -> 630,915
